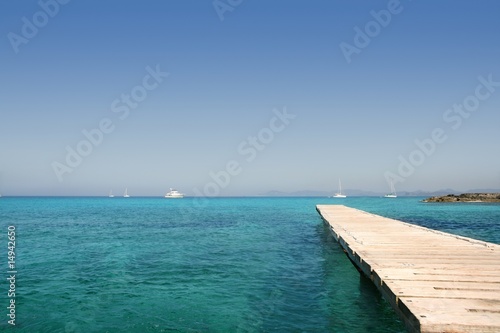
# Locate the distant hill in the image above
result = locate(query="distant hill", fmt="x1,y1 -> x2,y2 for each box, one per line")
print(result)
396,189 -> 461,197
261,189 -> 397,197
466,188 -> 500,193
261,188 -> 500,197
262,190 -> 330,197
261,189 -> 414,197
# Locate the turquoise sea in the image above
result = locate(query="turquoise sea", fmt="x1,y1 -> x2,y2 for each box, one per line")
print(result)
0,196 -> 499,332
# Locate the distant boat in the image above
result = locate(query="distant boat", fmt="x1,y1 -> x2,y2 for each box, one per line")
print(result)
109,190 -> 114,198
333,179 -> 347,198
384,181 -> 397,198
165,188 -> 184,199
123,188 -> 130,198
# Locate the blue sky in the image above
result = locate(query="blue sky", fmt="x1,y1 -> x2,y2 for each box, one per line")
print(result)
1,0 -> 499,196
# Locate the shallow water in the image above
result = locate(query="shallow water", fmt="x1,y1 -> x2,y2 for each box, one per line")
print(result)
0,196 -> 498,332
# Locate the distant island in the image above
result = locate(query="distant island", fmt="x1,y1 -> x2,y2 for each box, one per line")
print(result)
423,193 -> 500,203
262,188 -> 500,197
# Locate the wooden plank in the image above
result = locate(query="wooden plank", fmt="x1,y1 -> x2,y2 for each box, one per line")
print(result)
316,204 -> 500,333
374,269 -> 500,283
402,298 -> 500,333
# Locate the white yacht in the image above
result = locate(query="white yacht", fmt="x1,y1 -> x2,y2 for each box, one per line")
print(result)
109,190 -> 114,198
123,188 -> 130,198
333,179 -> 347,198
165,188 -> 184,198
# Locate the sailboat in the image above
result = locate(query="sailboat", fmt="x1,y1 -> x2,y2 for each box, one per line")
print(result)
333,179 -> 347,198
384,181 -> 397,198
123,188 -> 130,198
109,190 -> 114,198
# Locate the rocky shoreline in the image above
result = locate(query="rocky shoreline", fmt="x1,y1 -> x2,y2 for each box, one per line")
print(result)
423,193 -> 500,203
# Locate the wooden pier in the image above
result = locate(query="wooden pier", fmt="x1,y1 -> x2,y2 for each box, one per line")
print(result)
316,205 -> 500,333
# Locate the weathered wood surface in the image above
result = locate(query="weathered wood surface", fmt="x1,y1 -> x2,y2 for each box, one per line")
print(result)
316,204 -> 500,333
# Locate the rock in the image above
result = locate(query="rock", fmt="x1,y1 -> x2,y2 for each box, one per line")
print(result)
423,193 -> 500,203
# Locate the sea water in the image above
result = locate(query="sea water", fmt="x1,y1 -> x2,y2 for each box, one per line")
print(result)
0,196 -> 498,332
